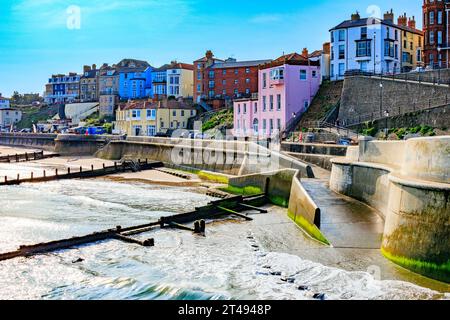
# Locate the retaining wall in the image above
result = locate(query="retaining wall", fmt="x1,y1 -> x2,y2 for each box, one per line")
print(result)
330,136 -> 450,282
0,133 -> 57,151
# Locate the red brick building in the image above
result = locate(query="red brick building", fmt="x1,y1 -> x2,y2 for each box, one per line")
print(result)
423,0 -> 450,68
193,50 -> 271,109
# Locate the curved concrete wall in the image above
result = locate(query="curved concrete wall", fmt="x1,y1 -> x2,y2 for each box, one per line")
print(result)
401,136 -> 450,184
96,139 -> 314,178
330,136 -> 450,283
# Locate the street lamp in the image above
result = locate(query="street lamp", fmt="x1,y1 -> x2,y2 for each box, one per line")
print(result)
384,110 -> 390,137
379,82 -> 383,119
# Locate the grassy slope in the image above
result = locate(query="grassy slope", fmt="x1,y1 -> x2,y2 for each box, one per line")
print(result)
16,105 -> 60,129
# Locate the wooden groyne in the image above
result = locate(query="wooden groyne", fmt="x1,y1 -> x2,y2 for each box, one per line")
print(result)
0,194 -> 268,262
0,159 -> 164,186
0,150 -> 59,163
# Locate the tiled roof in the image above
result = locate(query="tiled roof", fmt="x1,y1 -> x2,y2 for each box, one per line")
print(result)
210,59 -> 272,69
167,62 -> 194,70
116,59 -> 152,73
119,100 -> 156,111
81,69 -> 99,78
330,18 -> 424,35
119,99 -> 196,111
260,53 -> 320,69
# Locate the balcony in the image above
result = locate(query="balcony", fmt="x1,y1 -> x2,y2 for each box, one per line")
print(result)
270,78 -> 284,86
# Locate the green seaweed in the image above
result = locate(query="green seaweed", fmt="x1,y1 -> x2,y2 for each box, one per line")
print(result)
219,185 -> 263,196
268,195 -> 289,208
197,171 -> 229,184
381,247 -> 450,283
288,210 -> 330,246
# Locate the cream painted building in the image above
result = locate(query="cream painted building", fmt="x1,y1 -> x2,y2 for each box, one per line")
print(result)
166,63 -> 194,99
114,99 -> 197,136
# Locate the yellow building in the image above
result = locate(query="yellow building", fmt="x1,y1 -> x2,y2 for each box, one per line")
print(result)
398,15 -> 424,72
114,100 -> 157,136
156,99 -> 197,133
114,99 -> 197,136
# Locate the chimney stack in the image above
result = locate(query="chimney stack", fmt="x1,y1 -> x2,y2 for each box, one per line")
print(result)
323,42 -> 330,54
351,11 -> 361,21
408,16 -> 416,29
83,65 -> 91,73
384,9 -> 394,22
397,13 -> 407,26
302,48 -> 309,58
92,64 -> 97,70
205,50 -> 213,60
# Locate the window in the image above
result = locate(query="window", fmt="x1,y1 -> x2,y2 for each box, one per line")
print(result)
269,95 -> 274,111
147,125 -> 156,136
254,102 -> 257,113
263,73 -> 267,88
339,45 -> 345,59
234,69 -> 238,75
263,96 -> 267,111
270,68 -> 284,80
237,104 -> 240,114
338,63 -> 345,76
223,70 -> 226,75
132,110 -> 141,119
222,79 -> 226,85
331,31 -> 334,42
361,27 -> 367,39
246,78 -> 250,83
269,119 -> 274,133
276,94 -> 281,110
173,110 -> 176,116
277,119 -> 281,131
243,104 -> 247,114
253,119 -> 259,134
438,11 -> 443,24
429,31 -> 435,44
338,30 -> 345,41
438,31 -> 443,45
147,109 -> 156,120
429,11 -> 434,25
209,71 -> 215,79
181,110 -> 185,117
384,40 -> 395,57
209,81 -> 215,88
300,70 -> 307,80
356,40 -> 371,57
246,68 -> 250,73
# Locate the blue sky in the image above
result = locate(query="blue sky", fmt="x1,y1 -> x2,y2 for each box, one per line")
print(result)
0,0 -> 422,96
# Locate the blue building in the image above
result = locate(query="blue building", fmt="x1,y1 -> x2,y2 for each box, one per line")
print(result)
116,59 -> 153,100
151,64 -> 170,98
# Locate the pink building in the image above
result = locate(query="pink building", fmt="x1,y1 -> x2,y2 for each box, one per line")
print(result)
234,51 -> 321,138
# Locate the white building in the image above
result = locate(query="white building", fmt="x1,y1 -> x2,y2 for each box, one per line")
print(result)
166,63 -> 194,98
309,43 -> 331,83
330,11 -> 405,80
0,108 -> 22,130
0,95 -> 10,109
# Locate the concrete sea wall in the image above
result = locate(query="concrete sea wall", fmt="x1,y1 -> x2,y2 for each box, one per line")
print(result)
96,137 -> 315,178
228,169 -> 327,244
330,136 -> 450,282
0,133 -> 57,151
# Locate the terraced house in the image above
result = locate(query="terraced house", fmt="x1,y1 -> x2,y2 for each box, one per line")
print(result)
114,98 -> 196,136
193,50 -> 270,109
330,10 -> 423,79
44,73 -> 81,104
234,51 -> 321,138
114,100 -> 157,136
80,64 -> 100,102
0,94 -> 10,109
423,0 -> 450,68
117,59 -> 152,100
99,64 -> 119,117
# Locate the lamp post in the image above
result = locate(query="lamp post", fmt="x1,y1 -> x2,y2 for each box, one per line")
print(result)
379,82 -> 383,120
437,47 -> 442,83
373,32 -> 377,74
384,110 -> 390,138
